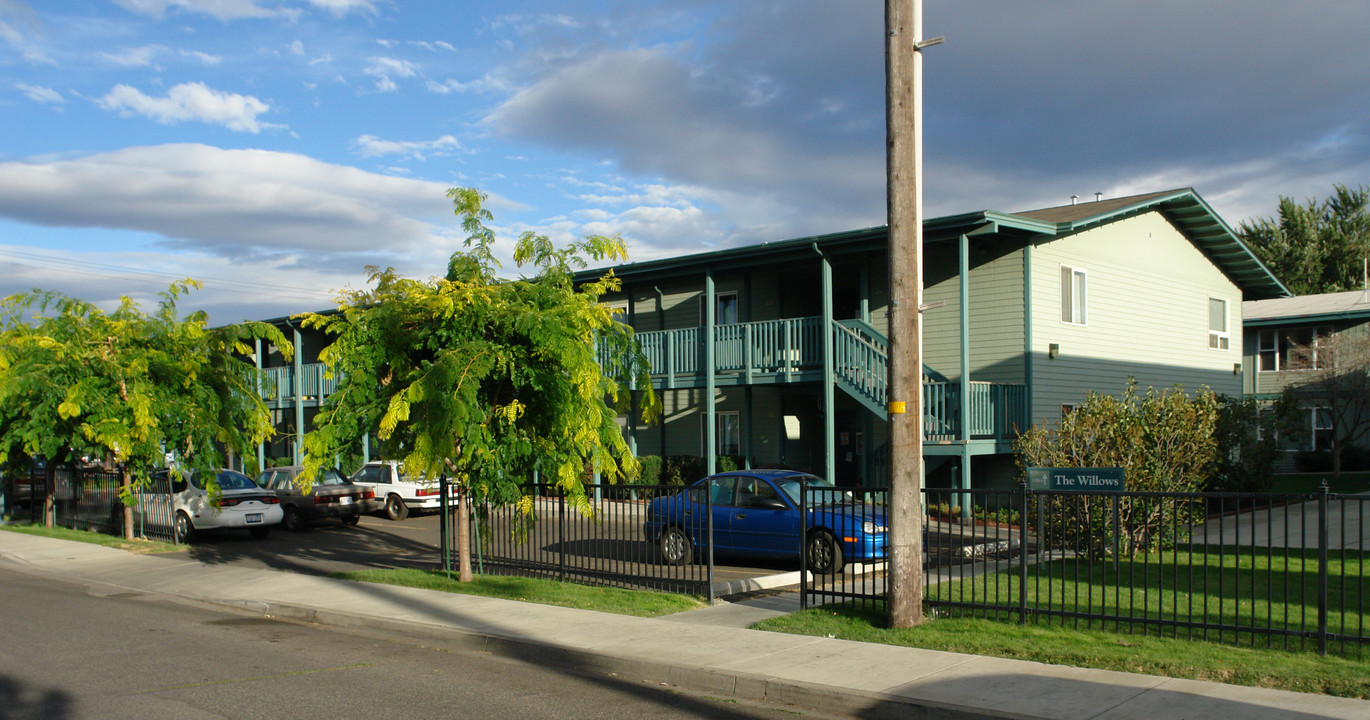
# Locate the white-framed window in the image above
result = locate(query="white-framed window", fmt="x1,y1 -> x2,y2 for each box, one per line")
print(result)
1060,265 -> 1087,325
1311,408 -> 1334,451
1060,402 -> 1082,419
1208,298 -> 1230,350
1258,326 -> 1333,372
699,291 -> 739,326
701,411 -> 741,456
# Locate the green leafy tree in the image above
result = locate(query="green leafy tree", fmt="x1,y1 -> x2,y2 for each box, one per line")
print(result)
1014,381 -> 1220,554
0,281 -> 290,535
299,188 -> 658,580
1238,184 -> 1370,295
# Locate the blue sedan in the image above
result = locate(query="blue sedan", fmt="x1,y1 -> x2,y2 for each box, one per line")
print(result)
642,469 -> 887,574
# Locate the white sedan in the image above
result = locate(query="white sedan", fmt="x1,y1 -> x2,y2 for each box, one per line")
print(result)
142,469 -> 284,542
348,461 -> 448,521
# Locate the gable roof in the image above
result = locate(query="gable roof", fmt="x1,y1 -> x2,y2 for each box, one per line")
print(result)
1010,188 -> 1289,300
579,188 -> 1290,300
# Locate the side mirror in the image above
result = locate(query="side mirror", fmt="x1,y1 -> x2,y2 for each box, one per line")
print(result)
755,497 -> 788,511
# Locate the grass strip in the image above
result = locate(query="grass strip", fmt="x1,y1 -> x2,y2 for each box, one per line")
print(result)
755,603 -> 1370,698
332,568 -> 707,618
1,521 -> 182,554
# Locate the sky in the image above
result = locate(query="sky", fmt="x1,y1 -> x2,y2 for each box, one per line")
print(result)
2,1 -> 1369,324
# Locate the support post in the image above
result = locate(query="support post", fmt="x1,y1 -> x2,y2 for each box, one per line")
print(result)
705,270 -> 717,476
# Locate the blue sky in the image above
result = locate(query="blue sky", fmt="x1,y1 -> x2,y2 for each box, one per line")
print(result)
3,0 -> 1369,322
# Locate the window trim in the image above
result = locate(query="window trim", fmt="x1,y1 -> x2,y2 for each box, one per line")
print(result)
1060,265 -> 1087,325
1208,297 -> 1230,351
701,410 -> 741,457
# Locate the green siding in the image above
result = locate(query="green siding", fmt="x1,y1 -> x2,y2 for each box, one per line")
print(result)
1029,213 -> 1243,426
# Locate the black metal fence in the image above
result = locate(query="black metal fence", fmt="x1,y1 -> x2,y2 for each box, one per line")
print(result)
6,466 -> 179,544
811,485 -> 1368,658
443,482 -> 717,599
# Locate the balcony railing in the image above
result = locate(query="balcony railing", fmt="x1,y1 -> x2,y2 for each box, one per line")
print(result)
259,363 -> 337,408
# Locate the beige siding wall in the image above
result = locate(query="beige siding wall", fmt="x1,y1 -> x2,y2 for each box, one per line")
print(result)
1029,212 -> 1243,426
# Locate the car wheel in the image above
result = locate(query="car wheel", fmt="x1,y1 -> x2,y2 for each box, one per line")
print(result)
249,526 -> 271,539
281,506 -> 302,531
660,526 -> 692,566
341,515 -> 360,527
807,529 -> 845,574
384,495 -> 408,521
174,512 -> 195,544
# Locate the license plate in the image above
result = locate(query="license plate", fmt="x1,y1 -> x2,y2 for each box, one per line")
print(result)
340,496 -> 353,505
246,513 -> 263,523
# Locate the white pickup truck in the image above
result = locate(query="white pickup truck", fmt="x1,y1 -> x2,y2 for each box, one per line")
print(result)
347,461 -> 447,521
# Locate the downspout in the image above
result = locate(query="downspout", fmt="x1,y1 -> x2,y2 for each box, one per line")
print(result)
705,270 -> 716,476
1024,243 -> 1035,433
815,243 -> 836,484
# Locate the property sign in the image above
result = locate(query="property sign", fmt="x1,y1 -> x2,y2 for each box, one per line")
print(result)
1027,467 -> 1126,492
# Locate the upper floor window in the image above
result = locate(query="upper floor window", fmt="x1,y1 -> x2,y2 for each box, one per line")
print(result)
699,291 -> 739,326
1060,266 -> 1087,325
1258,326 -> 1332,372
1208,298 -> 1230,350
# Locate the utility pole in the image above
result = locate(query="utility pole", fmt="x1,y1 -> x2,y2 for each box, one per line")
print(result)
886,0 -> 938,628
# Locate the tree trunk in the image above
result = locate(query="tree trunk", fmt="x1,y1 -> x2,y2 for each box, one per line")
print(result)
457,486 -> 473,582
43,462 -> 56,528
1332,441 -> 1343,477
121,468 -> 134,541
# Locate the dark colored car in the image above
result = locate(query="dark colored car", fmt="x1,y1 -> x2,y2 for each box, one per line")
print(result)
642,469 -> 888,574
256,465 -> 377,531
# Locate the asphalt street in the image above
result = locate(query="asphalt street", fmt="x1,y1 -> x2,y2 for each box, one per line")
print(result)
0,564 -> 854,720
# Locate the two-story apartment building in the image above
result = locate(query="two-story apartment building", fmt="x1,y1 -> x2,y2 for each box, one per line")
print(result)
1243,289 -> 1370,462
251,187 -> 1288,490
579,188 -> 1288,490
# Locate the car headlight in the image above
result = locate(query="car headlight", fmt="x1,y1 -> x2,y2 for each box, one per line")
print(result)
862,521 -> 887,534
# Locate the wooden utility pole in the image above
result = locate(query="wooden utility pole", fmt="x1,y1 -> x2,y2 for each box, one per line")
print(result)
886,0 -> 934,628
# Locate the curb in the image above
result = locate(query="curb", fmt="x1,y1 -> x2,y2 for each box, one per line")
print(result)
230,597 -> 1013,720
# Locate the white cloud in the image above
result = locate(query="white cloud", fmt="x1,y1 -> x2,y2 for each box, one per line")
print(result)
305,0 -> 377,17
364,56 -> 418,92
352,134 -> 459,160
15,82 -> 61,104
289,40 -> 304,56
0,144 -> 457,258
96,82 -> 275,133
181,49 -> 221,65
426,74 -> 510,95
111,0 -> 289,21
100,44 -> 167,67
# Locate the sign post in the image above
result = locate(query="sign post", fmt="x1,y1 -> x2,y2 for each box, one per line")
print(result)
1027,467 -> 1127,569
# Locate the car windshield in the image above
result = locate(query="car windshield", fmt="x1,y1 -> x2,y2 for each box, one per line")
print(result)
191,470 -> 257,491
772,475 -> 848,506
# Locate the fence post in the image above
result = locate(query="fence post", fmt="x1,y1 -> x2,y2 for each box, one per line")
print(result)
1019,481 -> 1029,625
1318,481 -> 1329,656
800,482 -> 809,610
558,485 -> 567,583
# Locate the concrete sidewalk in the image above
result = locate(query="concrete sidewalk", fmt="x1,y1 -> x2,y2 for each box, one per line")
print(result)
0,532 -> 1365,720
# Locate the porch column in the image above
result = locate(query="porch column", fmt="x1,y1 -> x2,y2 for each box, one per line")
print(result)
743,386 -> 753,469
959,233 -> 973,511
255,337 -> 265,473
705,269 -> 716,475
860,260 -> 871,324
293,325 -> 304,466
820,248 -> 836,484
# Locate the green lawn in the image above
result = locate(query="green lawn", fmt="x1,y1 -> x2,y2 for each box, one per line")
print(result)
1268,472 -> 1370,495
332,568 -> 708,617
1,522 -> 182,554
758,547 -> 1370,699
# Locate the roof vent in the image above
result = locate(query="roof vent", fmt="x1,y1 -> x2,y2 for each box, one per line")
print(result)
1070,195 -> 1079,205
1095,192 -> 1103,202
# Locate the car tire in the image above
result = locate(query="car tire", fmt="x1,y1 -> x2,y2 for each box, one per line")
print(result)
249,526 -> 271,539
341,515 -> 360,527
807,529 -> 845,575
384,495 -> 408,521
174,512 -> 195,544
281,506 -> 303,531
660,526 -> 693,566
